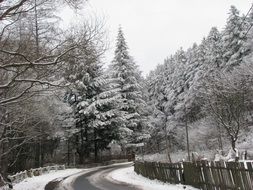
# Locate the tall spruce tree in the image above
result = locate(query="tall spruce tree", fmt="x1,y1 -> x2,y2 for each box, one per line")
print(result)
221,6 -> 247,69
63,25 -> 121,163
77,63 -> 123,161
109,27 -> 147,145
66,59 -> 123,163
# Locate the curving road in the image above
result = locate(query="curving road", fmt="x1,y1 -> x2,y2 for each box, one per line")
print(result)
73,163 -> 140,190
46,163 -> 141,190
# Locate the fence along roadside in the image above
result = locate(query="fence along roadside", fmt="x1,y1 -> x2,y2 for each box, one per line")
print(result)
0,165 -> 65,189
134,161 -> 253,190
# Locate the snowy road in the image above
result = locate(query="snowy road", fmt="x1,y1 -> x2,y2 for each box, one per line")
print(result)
72,163 -> 140,190
16,162 -> 198,190
47,162 -> 197,190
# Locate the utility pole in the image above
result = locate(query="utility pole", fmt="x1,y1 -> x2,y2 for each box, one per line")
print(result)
184,106 -> 190,161
163,106 -> 172,163
217,122 -> 223,151
164,121 -> 172,163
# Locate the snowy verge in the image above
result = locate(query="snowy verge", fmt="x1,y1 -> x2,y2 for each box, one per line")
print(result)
13,169 -> 84,190
108,166 -> 199,190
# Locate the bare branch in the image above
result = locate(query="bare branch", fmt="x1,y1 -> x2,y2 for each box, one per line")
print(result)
15,79 -> 68,87
0,45 -> 77,69
0,0 -> 29,21
0,49 -> 33,64
0,84 -> 33,105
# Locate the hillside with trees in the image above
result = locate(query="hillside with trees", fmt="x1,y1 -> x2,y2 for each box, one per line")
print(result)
144,5 -> 253,161
1,0 -> 253,181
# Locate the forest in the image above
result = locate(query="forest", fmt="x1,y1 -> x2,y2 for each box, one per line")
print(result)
1,0 -> 253,178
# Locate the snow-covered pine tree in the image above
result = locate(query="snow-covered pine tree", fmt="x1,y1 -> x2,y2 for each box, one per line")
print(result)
241,9 -> 253,66
169,48 -> 188,120
180,42 -> 205,122
221,6 -> 248,69
205,27 -> 223,70
108,27 -> 148,145
144,5 -> 253,158
64,59 -> 99,163
65,58 -> 124,162
63,27 -> 123,162
77,63 -> 124,161
145,64 -> 167,152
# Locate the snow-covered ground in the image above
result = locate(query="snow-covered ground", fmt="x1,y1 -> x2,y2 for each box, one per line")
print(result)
108,166 -> 199,190
13,169 -> 84,190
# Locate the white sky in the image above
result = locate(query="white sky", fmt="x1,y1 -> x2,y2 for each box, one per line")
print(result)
60,0 -> 252,75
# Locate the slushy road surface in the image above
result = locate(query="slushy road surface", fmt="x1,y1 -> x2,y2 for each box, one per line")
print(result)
73,163 -> 140,190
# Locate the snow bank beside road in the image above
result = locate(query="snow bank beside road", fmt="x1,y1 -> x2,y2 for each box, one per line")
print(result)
13,169 -> 84,190
108,166 -> 199,190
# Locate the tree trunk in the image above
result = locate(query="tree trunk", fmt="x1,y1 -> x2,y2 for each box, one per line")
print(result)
231,137 -> 236,151
41,145 -> 44,167
80,127 -> 84,164
84,126 -> 90,160
76,132 -> 84,165
67,138 -> 70,166
164,117 -> 172,163
183,106 -> 190,162
0,143 -> 8,176
0,127 -> 8,175
156,140 -> 160,154
217,123 -> 223,150
185,116 -> 190,161
34,143 -> 40,168
34,0 -> 39,58
78,151 -> 84,165
94,129 -> 98,162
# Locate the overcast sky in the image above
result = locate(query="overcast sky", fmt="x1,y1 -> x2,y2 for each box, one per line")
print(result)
60,0 -> 252,75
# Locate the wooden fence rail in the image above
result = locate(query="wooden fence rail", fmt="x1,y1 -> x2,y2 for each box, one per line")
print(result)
7,164 -> 65,184
0,165 -> 65,189
134,161 -> 253,190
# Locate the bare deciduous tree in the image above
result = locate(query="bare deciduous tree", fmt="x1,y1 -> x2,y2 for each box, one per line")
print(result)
0,0 -> 106,176
204,71 -> 251,151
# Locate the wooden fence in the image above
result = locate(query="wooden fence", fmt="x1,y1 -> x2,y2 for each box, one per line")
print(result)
0,164 -> 66,189
134,161 -> 253,190
7,164 -> 65,184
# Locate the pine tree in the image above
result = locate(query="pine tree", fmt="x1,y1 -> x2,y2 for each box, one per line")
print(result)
65,59 -> 124,162
63,30 -> 122,162
109,27 -> 148,145
221,6 -> 247,69
242,9 -> 253,65
65,60 -> 102,163
206,27 -> 223,69
77,63 -> 123,161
